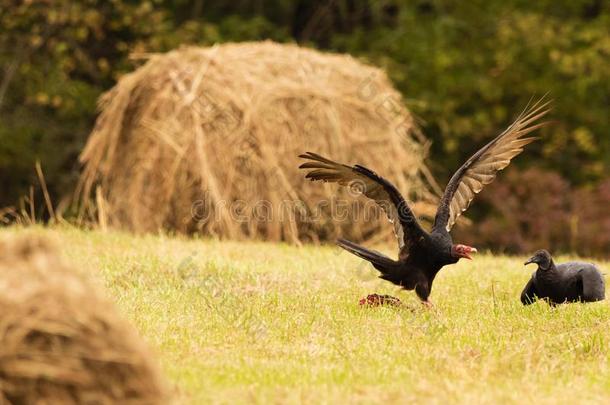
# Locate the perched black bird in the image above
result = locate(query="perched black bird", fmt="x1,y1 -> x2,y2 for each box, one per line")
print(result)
521,249 -> 605,305
299,98 -> 550,306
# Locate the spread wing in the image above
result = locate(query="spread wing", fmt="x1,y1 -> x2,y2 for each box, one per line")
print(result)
433,97 -> 551,233
299,152 -> 426,250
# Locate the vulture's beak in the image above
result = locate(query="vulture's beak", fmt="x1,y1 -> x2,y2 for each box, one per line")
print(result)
464,247 -> 477,260
452,244 -> 478,260
524,257 -> 535,266
459,246 -> 477,260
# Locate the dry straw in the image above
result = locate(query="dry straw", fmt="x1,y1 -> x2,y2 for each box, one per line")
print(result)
78,41 -> 435,243
0,235 -> 168,404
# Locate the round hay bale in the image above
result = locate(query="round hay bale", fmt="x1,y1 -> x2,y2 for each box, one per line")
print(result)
0,235 -> 168,404
78,41 -> 435,243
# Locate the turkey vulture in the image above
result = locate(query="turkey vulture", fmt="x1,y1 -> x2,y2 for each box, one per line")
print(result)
299,98 -> 550,306
521,249 -> 605,305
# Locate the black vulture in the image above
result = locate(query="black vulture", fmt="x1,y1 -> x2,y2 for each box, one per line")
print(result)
521,249 -> 605,305
299,98 -> 550,306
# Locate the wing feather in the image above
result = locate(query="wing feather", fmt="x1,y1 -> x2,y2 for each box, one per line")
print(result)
299,152 -> 425,250
434,97 -> 551,232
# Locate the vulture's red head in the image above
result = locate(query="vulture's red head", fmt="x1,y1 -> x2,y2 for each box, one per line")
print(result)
451,244 -> 478,260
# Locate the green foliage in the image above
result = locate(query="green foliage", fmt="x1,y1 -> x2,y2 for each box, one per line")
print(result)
455,167 -> 610,257
0,0 -> 167,204
328,1 -> 610,185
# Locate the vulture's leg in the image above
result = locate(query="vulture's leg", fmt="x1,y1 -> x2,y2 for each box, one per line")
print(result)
415,283 -> 432,308
520,277 -> 538,305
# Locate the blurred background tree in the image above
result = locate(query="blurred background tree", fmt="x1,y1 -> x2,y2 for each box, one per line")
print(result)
1,0 -> 608,254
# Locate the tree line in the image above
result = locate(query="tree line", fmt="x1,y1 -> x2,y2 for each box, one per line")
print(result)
1,0 -> 608,254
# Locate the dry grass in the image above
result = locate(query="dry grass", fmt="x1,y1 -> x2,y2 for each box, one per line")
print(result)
0,233 -> 168,404
77,41 -> 435,243
3,226 -> 610,404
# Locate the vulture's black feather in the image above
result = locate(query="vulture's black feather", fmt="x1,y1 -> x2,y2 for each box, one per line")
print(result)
299,97 -> 551,305
521,249 -> 605,305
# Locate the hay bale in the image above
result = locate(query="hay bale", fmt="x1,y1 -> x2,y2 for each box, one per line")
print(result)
0,235 -> 168,404
78,41 -> 435,243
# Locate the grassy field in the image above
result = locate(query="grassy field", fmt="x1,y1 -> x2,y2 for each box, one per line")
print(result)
2,227 -> 610,404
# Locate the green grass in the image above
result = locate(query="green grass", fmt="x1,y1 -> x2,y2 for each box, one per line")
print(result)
2,226 -> 610,404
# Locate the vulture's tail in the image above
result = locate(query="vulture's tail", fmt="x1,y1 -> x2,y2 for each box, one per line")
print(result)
336,238 -> 400,275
